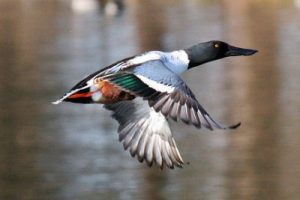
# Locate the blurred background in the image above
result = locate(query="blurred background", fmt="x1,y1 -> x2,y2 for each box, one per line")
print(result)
0,0 -> 300,199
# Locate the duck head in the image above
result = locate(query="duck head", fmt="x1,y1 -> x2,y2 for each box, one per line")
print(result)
185,40 -> 258,69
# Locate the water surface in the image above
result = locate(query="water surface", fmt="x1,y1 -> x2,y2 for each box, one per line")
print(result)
0,0 -> 300,200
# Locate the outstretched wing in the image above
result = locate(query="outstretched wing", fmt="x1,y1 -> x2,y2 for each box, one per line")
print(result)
107,60 -> 240,130
105,98 -> 184,169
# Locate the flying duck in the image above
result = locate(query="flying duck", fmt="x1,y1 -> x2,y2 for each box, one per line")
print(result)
53,40 -> 257,169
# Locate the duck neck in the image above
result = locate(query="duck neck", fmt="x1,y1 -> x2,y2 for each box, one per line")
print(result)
185,45 -> 218,69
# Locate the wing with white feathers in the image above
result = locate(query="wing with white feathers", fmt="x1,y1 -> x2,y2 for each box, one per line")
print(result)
107,60 -> 241,130
104,98 -> 184,169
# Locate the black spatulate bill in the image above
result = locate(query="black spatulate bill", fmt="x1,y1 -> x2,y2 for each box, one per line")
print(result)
225,45 -> 258,56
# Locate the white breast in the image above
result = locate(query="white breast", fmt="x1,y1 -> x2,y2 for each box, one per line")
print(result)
122,50 -> 190,75
163,50 -> 190,75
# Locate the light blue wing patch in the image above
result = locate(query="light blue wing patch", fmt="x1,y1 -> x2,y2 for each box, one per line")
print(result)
129,60 -> 240,130
132,60 -> 185,90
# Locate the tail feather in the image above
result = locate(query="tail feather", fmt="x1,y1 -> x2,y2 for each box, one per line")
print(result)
52,84 -> 102,104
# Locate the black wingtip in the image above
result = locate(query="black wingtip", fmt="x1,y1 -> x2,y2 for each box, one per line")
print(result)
228,122 -> 241,129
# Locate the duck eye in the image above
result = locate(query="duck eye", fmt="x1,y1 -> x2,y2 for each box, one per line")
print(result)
214,43 -> 220,48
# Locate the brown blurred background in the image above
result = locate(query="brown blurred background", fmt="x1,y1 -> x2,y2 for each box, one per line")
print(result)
0,0 -> 300,200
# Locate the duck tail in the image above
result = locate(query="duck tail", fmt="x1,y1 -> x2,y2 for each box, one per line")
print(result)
52,80 -> 103,105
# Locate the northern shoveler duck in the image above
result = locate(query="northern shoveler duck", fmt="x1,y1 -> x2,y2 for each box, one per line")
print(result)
53,41 -> 257,169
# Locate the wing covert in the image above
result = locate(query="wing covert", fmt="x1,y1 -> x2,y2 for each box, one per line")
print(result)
105,60 -> 240,130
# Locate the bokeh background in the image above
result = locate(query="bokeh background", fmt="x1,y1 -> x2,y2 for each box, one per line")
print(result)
1,0 -> 300,199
